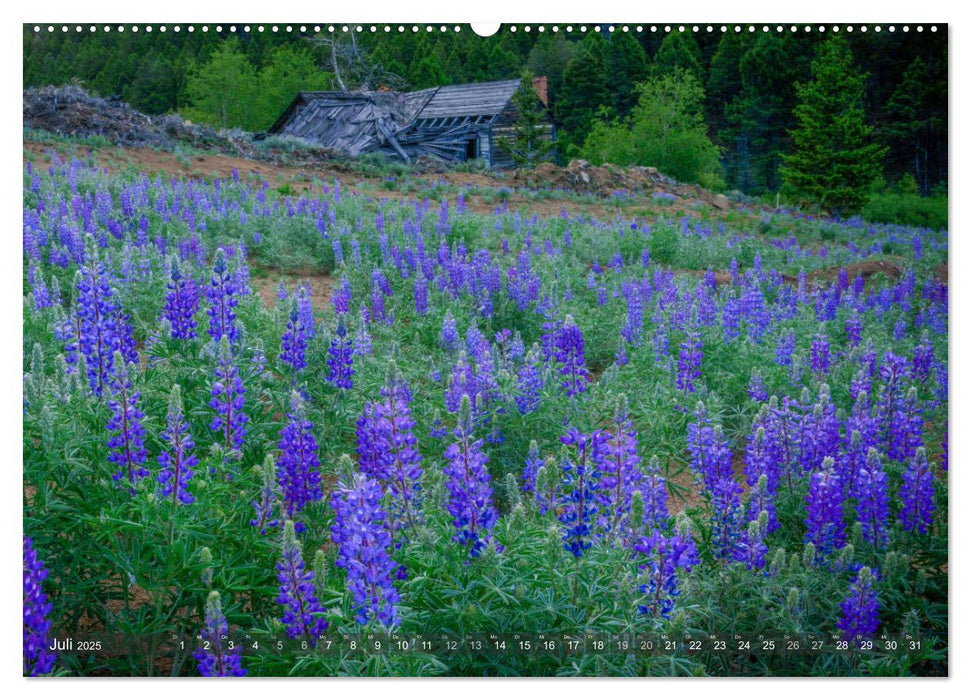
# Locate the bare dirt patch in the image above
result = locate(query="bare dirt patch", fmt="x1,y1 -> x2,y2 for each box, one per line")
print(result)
252,268 -> 334,312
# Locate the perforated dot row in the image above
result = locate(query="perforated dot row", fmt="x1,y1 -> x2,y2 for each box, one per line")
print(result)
31,24 -> 939,35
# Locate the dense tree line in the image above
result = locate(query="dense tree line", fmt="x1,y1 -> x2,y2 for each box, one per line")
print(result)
24,25 -> 947,199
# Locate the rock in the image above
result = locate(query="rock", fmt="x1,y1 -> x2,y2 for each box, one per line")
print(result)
712,194 -> 731,210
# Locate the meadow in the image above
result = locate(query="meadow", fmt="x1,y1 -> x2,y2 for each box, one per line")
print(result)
22,147 -> 948,676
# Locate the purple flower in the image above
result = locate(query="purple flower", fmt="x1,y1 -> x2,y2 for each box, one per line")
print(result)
356,372 -> 424,532
23,536 -> 56,676
157,385 -> 197,505
206,249 -> 239,345
676,332 -> 702,393
747,369 -> 768,402
514,345 -> 543,415
276,391 -> 322,529
836,567 -> 880,640
633,528 -> 699,618
354,304 -> 372,356
775,329 -> 796,366
521,440 -> 542,495
276,522 -> 328,642
413,275 -> 428,315
804,457 -> 846,557
553,316 -> 589,397
250,455 -> 280,535
559,427 -> 604,557
74,244 -> 123,396
596,395 -> 642,534
845,314 -> 862,348
280,297 -> 309,373
639,456 -> 669,529
106,353 -> 149,491
162,258 -> 199,340
440,310 -> 459,352
208,338 -> 248,456
330,473 -> 402,626
854,448 -> 889,548
810,330 -> 831,376
733,511 -> 769,571
326,315 -> 355,390
332,274 -> 351,315
899,447 -> 935,534
194,592 -> 246,676
443,397 -> 498,558
912,332 -> 934,382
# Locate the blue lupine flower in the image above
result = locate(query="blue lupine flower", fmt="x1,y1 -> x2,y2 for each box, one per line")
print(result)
836,567 -> 881,640
157,384 -> 197,505
804,457 -> 846,557
899,447 -> 935,534
521,440 -> 543,495
276,390 -> 322,529
596,395 -> 642,534
280,297 -> 309,373
440,309 -> 459,352
74,242 -> 123,396
194,591 -> 246,676
559,427 -> 604,557
330,473 -> 402,626
514,344 -> 543,415
677,332 -> 703,393
633,528 -> 699,618
162,257 -> 199,340
250,455 -> 280,535
208,337 -> 248,457
106,352 -> 149,491
553,315 -> 588,397
331,274 -> 351,315
326,315 -> 355,390
276,521 -> 328,642
206,249 -> 239,345
443,396 -> 498,558
854,447 -> 889,548
23,536 -> 56,676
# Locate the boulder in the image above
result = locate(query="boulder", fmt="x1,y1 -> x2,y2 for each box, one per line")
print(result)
712,194 -> 731,211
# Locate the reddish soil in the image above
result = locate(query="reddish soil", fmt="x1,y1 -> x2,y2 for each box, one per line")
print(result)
788,259 -> 904,286
252,268 -> 334,312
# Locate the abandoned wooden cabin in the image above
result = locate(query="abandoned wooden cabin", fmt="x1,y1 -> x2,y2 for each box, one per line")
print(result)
267,77 -> 554,168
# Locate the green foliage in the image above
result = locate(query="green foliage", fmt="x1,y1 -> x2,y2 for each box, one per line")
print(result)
607,31 -> 648,117
408,53 -> 448,90
652,32 -> 704,82
580,69 -> 723,189
862,192 -> 948,229
501,71 -> 554,169
555,32 -> 611,155
781,37 -> 888,214
183,39 -> 261,130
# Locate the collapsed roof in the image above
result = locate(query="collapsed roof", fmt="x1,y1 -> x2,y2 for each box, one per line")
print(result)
267,79 -> 539,162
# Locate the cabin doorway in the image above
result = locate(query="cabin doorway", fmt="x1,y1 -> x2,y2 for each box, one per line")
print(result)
465,138 -> 477,161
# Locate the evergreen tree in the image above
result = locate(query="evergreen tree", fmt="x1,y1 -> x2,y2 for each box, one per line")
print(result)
556,31 -> 610,155
607,31 -> 649,118
882,55 -> 948,195
487,44 -> 520,80
409,53 -> 448,89
781,36 -> 888,214
502,71 -> 554,168
652,32 -> 704,83
722,33 -> 811,194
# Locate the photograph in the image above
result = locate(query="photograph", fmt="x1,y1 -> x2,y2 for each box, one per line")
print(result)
21,18 -> 949,678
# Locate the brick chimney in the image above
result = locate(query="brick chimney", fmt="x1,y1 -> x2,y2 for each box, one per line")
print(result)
531,75 -> 549,107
